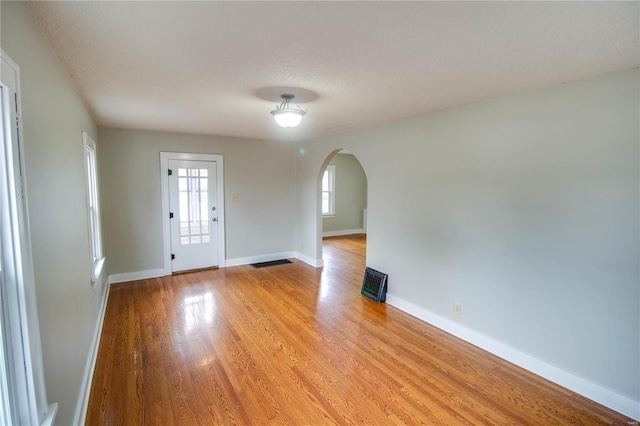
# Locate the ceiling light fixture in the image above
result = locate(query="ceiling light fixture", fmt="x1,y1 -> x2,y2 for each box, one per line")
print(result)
271,94 -> 306,128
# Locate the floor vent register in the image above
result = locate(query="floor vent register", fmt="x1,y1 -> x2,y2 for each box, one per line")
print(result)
361,267 -> 388,303
250,259 -> 292,268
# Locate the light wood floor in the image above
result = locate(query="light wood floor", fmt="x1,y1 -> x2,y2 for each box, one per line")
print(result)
87,235 -> 632,425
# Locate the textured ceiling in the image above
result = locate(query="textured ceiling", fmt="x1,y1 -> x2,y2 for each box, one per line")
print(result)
28,1 -> 639,142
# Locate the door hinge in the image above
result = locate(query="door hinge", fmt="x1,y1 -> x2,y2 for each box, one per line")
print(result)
169,212 -> 174,219
168,169 -> 173,176
171,254 -> 175,260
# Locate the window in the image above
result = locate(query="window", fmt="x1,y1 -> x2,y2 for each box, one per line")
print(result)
177,167 -> 210,245
2,52 -> 55,425
322,165 -> 336,216
83,132 -> 104,283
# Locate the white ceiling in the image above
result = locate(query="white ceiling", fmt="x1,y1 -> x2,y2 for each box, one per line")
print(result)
29,1 -> 639,142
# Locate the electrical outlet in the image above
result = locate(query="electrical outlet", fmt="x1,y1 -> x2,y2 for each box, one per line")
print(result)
454,303 -> 462,316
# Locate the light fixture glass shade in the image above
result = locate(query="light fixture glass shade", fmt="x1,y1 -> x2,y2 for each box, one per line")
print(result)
271,94 -> 306,128
271,109 -> 305,128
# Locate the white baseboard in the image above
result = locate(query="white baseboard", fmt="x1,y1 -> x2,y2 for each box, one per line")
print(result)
322,228 -> 365,237
109,252 -> 312,280
72,278 -> 111,426
295,252 -> 324,268
109,268 -> 167,284
225,251 -> 296,267
385,294 -> 640,421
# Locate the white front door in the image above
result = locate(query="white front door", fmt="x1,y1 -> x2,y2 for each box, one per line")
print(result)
168,160 -> 219,272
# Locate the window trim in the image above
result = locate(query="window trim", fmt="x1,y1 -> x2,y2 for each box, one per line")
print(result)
2,50 -> 55,426
322,165 -> 336,217
82,132 -> 104,283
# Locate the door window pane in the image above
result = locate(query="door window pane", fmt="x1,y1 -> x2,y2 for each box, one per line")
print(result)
178,168 -> 211,245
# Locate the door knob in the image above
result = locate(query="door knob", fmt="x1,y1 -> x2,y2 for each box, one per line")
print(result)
212,217 -> 217,222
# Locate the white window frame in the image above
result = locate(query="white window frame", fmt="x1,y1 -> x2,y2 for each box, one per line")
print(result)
82,132 -> 104,283
1,50 -> 56,426
322,165 -> 336,217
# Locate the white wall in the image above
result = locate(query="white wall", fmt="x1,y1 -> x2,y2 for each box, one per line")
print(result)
4,0 -> 637,419
296,68 -> 639,410
98,127 -> 296,275
322,153 -> 367,234
1,2 -> 106,425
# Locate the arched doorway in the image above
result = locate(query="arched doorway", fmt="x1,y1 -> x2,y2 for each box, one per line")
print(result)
317,149 -> 368,266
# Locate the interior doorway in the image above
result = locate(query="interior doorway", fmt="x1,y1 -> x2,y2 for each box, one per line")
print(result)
318,149 -> 368,264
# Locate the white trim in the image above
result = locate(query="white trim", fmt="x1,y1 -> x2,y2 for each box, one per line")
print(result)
109,252 -> 320,281
82,132 -> 104,286
93,257 -> 105,284
1,50 -> 51,425
107,255 -> 321,282
322,228 -> 365,237
385,294 -> 640,421
225,251 -> 296,268
109,254 -> 314,282
160,152 -> 226,275
295,252 -> 324,268
72,279 -> 110,426
108,268 -> 167,284
40,404 -> 57,426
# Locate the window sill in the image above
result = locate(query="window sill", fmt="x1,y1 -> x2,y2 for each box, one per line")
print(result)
92,257 -> 105,283
40,403 -> 58,426
322,214 -> 336,218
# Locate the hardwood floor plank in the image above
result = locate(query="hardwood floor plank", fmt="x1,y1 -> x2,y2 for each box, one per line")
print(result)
86,235 -> 633,425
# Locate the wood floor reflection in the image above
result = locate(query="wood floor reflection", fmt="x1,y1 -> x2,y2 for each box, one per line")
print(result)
86,234 -> 631,425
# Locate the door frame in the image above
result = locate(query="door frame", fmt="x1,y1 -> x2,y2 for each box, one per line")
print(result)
160,152 -> 225,274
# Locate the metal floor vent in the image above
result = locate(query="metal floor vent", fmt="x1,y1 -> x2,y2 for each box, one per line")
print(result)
250,259 -> 292,268
361,267 -> 388,303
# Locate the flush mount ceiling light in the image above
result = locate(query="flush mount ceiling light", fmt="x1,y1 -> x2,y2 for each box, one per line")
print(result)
271,94 -> 306,128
